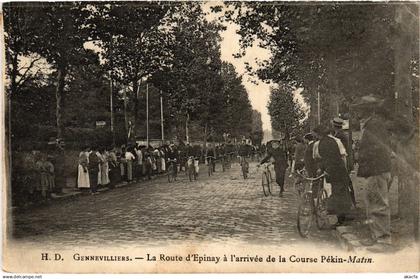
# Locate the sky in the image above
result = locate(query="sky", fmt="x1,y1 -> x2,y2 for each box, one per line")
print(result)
219,21 -> 273,131
204,3 -> 274,131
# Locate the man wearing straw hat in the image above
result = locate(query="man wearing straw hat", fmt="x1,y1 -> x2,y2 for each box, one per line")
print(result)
351,95 -> 393,248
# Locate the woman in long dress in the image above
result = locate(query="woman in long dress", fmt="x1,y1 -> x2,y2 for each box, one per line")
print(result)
98,148 -> 110,186
125,148 -> 135,182
77,147 -> 90,190
313,125 -> 352,226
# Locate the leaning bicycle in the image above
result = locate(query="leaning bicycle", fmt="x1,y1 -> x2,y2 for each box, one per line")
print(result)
258,162 -> 273,196
296,171 -> 329,238
167,158 -> 177,183
240,156 -> 249,179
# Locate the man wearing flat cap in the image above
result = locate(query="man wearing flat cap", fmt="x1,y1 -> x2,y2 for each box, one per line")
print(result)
351,95 -> 393,248
259,139 -> 288,197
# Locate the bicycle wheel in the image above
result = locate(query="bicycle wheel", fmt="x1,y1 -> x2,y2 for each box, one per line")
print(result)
188,167 -> 193,182
208,163 -> 212,176
315,188 -> 329,230
267,170 -> 276,195
167,165 -> 174,183
242,163 -> 248,179
295,180 -> 305,196
297,192 -> 314,238
262,172 -> 271,196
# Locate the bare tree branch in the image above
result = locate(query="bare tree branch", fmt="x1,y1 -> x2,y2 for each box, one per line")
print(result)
15,57 -> 42,87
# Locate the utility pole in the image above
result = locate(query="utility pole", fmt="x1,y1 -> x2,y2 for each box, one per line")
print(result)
146,83 -> 149,147
160,90 -> 164,144
186,113 -> 190,143
110,75 -> 115,145
317,91 -> 321,125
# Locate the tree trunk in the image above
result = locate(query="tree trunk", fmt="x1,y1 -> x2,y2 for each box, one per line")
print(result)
186,113 -> 190,143
326,51 -> 339,122
123,88 -> 128,142
204,122 -> 208,148
55,64 -> 67,141
54,63 -> 67,193
394,4 -> 415,220
133,79 -> 139,140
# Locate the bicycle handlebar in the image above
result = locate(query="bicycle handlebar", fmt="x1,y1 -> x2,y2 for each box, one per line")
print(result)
257,162 -> 272,168
296,169 -> 327,181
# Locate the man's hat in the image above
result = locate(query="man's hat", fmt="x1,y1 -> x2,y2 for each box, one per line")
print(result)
332,117 -> 344,127
304,133 -> 315,141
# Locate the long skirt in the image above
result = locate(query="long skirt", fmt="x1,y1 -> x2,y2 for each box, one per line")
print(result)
77,165 -> 90,188
161,158 -> 166,172
127,160 -> 133,181
327,181 -> 352,216
99,162 -> 110,185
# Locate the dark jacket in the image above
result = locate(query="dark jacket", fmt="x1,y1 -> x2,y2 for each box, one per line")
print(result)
333,129 -> 350,154
357,115 -> 392,177
318,136 -> 349,184
166,148 -> 178,160
88,152 -> 100,172
318,136 -> 352,215
304,141 -> 318,177
261,146 -> 288,170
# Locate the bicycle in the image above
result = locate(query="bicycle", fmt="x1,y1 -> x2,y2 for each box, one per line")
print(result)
240,156 -> 249,179
258,162 -> 273,196
294,169 -> 307,196
296,171 -> 329,238
206,156 -> 216,176
220,155 -> 226,172
187,156 -> 198,181
226,152 -> 235,169
167,158 -> 177,183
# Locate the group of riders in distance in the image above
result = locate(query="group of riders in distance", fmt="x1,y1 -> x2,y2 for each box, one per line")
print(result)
165,140 -> 264,183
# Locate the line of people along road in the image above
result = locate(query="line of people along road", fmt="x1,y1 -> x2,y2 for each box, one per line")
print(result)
76,141 -> 266,195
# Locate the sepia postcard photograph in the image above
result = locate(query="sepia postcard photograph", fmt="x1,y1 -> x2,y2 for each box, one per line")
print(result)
1,0 -> 419,275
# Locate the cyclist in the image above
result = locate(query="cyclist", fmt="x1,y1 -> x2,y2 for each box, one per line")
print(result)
225,141 -> 235,166
206,143 -> 216,172
166,143 -> 178,177
258,139 -> 288,197
189,144 -> 201,176
238,140 -> 251,175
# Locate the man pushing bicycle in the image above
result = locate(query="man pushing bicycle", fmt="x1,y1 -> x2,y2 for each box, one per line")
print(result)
258,139 -> 288,197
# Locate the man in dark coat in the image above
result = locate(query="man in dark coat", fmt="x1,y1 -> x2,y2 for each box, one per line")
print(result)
88,146 -> 100,194
303,133 -> 318,178
352,96 -> 393,247
313,125 -> 352,226
259,139 -> 288,197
